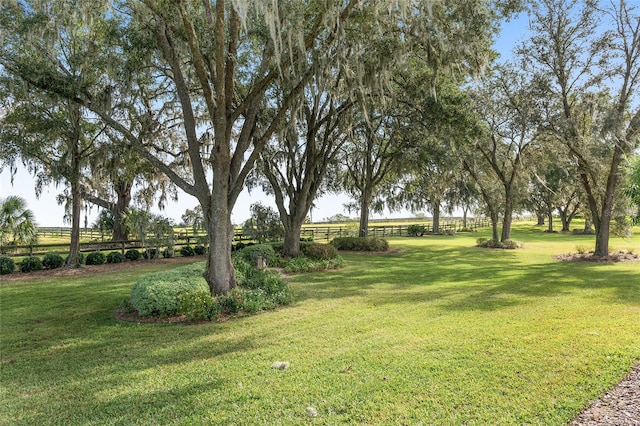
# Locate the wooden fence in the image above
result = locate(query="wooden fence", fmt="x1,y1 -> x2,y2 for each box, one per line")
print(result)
2,217 -> 491,258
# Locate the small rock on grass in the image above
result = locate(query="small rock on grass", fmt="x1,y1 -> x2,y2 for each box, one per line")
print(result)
306,406 -> 318,418
271,361 -> 290,370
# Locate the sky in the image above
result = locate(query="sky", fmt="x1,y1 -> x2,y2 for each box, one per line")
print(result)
0,13 -> 531,228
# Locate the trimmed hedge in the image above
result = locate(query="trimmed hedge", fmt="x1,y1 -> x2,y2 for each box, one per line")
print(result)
194,244 -> 207,255
125,249 -> 141,261
180,245 -> 195,257
20,256 -> 43,273
130,263 -> 209,317
0,256 -> 15,275
237,244 -> 278,266
42,253 -> 64,270
85,251 -> 106,265
301,242 -> 338,260
107,251 -> 126,264
331,237 -> 389,252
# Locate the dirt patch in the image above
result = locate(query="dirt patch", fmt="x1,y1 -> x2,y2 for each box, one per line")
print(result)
0,255 -> 205,283
553,251 -> 640,263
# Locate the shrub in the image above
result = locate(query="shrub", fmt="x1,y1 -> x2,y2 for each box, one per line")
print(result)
217,289 -> 246,314
162,248 -> 174,258
125,249 -> 141,261
130,264 -> 209,317
85,251 -> 106,265
501,239 -> 521,250
107,251 -> 126,264
407,224 -> 426,237
194,244 -> 207,255
179,289 -> 219,321
237,243 -> 278,266
180,245 -> 195,257
442,229 -> 457,236
143,248 -> 159,260
301,242 -> 338,260
20,256 -> 43,273
0,256 -> 15,275
476,238 -> 521,249
42,253 -> 64,270
282,256 -> 345,274
331,237 -> 389,252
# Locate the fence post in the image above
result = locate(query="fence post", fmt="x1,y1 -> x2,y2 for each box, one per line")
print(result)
121,241 -> 125,254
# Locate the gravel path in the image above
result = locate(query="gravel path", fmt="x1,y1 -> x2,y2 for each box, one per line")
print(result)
571,363 -> 640,425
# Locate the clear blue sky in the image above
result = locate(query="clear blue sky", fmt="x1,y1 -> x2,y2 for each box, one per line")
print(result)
0,13 -> 530,227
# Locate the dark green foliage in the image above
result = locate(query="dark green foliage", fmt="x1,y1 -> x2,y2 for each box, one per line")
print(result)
125,249 -> 141,261
180,245 -> 195,257
130,264 -> 209,317
178,290 -> 219,321
85,251 -> 106,265
143,248 -> 159,260
162,248 -> 174,258
476,238 -> 521,249
237,244 -> 278,265
42,253 -> 64,270
106,251 -> 126,264
20,256 -> 43,273
407,224 -> 426,237
194,244 -> 207,255
331,237 -> 389,252
241,202 -> 284,243
0,256 -> 15,274
301,242 -> 338,260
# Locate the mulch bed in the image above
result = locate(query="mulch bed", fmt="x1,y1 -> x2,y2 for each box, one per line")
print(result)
553,251 -> 640,263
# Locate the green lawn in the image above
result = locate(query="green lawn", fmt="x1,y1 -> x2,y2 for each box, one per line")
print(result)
1,224 -> 639,425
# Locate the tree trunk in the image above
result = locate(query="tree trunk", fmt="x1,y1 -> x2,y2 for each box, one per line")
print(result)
206,212 -> 236,295
431,200 -> 440,233
112,181 -> 132,241
462,207 -> 469,228
536,213 -> 545,225
359,190 -> 372,238
500,198 -> 513,242
584,219 -> 592,233
67,180 -> 82,268
283,219 -> 303,258
547,206 -> 554,233
490,211 -> 499,243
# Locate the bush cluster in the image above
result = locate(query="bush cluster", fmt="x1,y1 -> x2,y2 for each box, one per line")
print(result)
20,256 -> 43,273
86,251 -> 106,265
301,242 -> 338,260
130,263 -> 210,317
282,256 -> 345,274
331,237 -> 389,252
407,224 -> 426,237
180,245 -> 195,257
194,245 -> 207,255
476,238 -> 522,250
125,249 -> 141,261
107,251 -> 126,264
143,248 -> 159,260
237,244 -> 278,266
42,253 -> 64,270
0,256 -> 15,275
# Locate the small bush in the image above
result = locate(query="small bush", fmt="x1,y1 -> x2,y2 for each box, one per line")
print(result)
125,249 -> 141,261
179,289 -> 219,321
237,244 -> 278,266
42,253 -> 64,270
194,244 -> 207,255
130,264 -> 209,317
331,237 -> 389,252
162,248 -> 174,258
143,248 -> 159,260
0,256 -> 15,275
301,242 -> 338,260
501,239 -> 521,250
180,245 -> 195,257
576,245 -> 589,255
20,256 -> 43,273
476,238 -> 521,249
442,229 -> 457,236
407,224 -> 426,237
107,251 -> 126,264
85,251 -> 106,265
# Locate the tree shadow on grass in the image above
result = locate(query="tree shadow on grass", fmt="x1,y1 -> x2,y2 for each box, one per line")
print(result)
292,245 -> 640,312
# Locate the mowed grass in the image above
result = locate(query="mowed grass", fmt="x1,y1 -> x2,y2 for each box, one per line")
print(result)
1,224 -> 639,425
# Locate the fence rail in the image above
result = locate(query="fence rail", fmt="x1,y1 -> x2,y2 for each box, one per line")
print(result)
2,217 -> 491,258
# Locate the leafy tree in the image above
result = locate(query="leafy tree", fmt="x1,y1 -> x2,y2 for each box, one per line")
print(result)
242,203 -> 284,244
181,206 -> 206,235
623,156 -> 640,224
0,196 -> 38,247
522,0 -> 640,256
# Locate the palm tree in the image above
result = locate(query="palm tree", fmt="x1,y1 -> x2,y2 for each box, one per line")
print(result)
0,196 -> 38,246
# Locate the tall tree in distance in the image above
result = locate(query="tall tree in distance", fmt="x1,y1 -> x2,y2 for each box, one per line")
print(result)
522,0 -> 640,256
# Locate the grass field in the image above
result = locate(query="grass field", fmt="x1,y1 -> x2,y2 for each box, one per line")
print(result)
1,223 -> 639,425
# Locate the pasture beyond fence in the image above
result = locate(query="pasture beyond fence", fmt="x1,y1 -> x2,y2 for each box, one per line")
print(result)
2,217 -> 491,258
